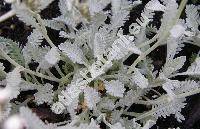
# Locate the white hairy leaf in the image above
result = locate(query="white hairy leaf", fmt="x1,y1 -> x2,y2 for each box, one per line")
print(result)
19,107 -> 48,129
108,33 -> 141,61
58,42 -> 86,64
54,16 -> 77,29
110,122 -> 125,129
6,67 -> 22,99
88,0 -> 110,15
170,24 -> 185,38
0,63 -> 6,79
37,0 -> 54,12
146,0 -> 166,12
177,56 -> 200,77
12,3 -> 37,28
34,83 -> 54,105
52,78 -> 87,114
43,19 -> 66,30
152,98 -> 186,122
132,68 -> 149,89
162,80 -> 177,100
185,4 -> 200,32
158,0 -> 178,35
22,29 -> 46,64
0,88 -> 11,103
162,79 -> 200,97
142,120 -> 156,129
27,29 -> 44,46
116,89 -> 138,107
93,32 -> 107,59
79,119 -> 100,129
111,0 -> 121,13
89,59 -> 112,79
45,47 -> 60,65
166,37 -> 184,59
84,87 -> 100,109
98,97 -> 115,110
161,56 -> 186,77
3,115 -> 27,129
51,102 -> 66,114
104,80 -> 125,97
110,10 -> 130,29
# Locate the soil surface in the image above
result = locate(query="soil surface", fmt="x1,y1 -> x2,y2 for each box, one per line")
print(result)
0,0 -> 200,129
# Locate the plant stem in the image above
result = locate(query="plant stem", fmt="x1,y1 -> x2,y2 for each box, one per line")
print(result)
31,11 -> 75,67
134,87 -> 200,121
128,42 -> 160,74
28,9 -> 56,48
29,10 -> 77,70
35,14 -> 56,48
123,111 -> 141,117
127,0 -> 188,74
177,88 -> 200,99
138,34 -> 159,48
102,114 -> 112,127
23,68 -> 60,82
55,64 -> 65,77
0,48 -> 60,82
0,10 -> 15,23
46,69 -> 56,78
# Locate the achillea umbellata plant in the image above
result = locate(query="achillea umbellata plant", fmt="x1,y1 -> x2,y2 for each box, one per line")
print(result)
0,0 -> 199,128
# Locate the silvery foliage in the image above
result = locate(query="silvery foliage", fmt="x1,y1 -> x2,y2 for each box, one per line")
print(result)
0,0 -> 199,129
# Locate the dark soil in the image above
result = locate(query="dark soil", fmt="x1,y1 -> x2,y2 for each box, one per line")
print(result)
0,0 -> 200,129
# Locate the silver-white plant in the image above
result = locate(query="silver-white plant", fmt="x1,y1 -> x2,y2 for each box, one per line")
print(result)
0,0 -> 199,129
